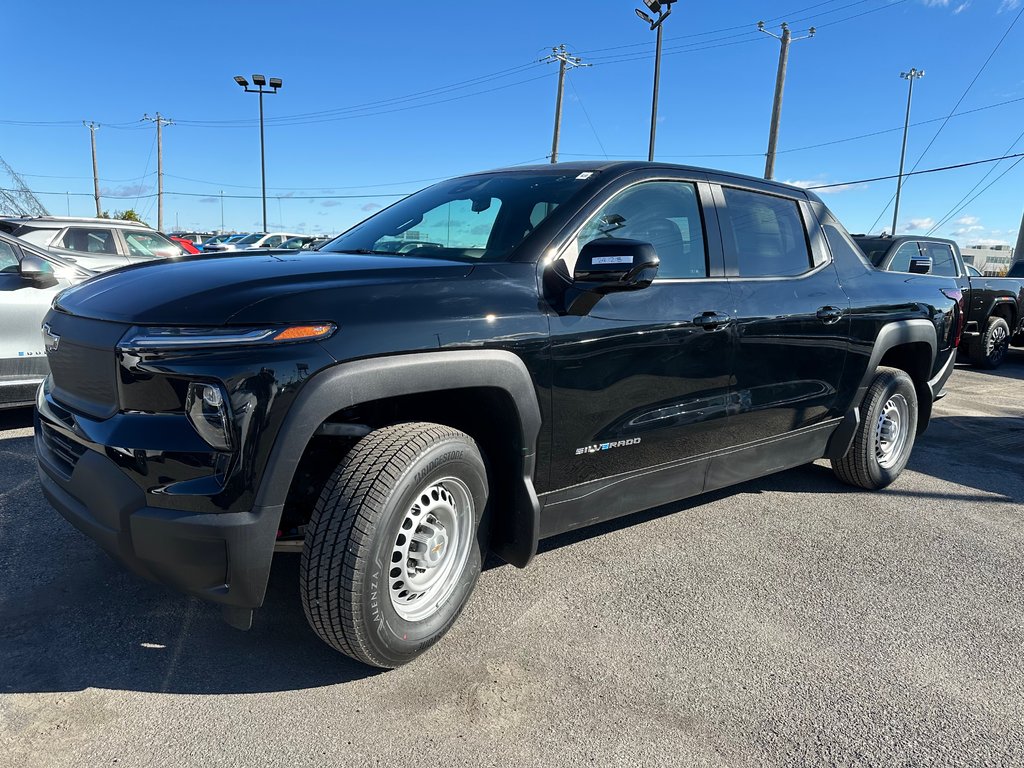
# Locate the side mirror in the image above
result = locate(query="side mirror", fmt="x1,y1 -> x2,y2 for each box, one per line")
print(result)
574,238 -> 660,291
20,255 -> 56,286
908,254 -> 932,275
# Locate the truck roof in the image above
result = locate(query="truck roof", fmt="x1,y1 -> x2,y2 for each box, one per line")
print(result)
473,160 -> 824,201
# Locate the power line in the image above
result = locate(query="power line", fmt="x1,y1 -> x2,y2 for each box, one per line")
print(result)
927,126 -> 1024,234
805,152 -> 1024,189
866,2 -> 1024,233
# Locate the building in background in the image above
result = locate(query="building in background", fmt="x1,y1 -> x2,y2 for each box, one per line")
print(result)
962,244 -> 1015,276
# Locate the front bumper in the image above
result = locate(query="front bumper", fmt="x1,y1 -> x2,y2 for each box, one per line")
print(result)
35,396 -> 281,620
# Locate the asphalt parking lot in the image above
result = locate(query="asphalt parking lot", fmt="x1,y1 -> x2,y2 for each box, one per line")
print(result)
2,351 -> 1023,768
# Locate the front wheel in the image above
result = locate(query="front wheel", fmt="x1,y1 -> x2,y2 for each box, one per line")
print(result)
832,367 -> 919,490
300,422 -> 488,668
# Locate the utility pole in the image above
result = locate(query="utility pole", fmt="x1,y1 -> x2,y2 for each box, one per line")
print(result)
84,121 -> 101,216
892,68 -> 925,236
758,22 -> 815,180
544,45 -> 589,163
635,1 -> 678,162
142,113 -> 173,230
220,190 -> 225,233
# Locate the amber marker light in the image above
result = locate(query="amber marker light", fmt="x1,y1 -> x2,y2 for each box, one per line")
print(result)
272,324 -> 337,342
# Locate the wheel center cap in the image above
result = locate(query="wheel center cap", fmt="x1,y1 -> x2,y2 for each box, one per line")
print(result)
419,531 -> 448,568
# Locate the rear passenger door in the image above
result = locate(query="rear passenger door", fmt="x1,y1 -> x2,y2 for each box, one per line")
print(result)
50,226 -> 129,271
709,181 -> 850,474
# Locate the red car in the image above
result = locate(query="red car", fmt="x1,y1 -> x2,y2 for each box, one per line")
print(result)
170,236 -> 200,255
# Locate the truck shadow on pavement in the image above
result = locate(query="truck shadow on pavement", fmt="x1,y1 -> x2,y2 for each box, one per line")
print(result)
954,346 -> 1024,380
2,407 -> 1020,695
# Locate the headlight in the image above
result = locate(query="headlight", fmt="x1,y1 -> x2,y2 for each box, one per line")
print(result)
118,323 -> 336,351
186,382 -> 233,451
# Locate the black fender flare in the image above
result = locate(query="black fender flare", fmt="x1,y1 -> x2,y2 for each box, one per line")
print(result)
253,349 -> 543,567
827,319 -> 939,460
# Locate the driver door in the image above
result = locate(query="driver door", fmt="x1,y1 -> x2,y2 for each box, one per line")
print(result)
541,175 -> 737,533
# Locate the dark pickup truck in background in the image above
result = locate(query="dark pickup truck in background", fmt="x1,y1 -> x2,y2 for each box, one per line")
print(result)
36,162 -> 962,668
855,235 -> 1024,368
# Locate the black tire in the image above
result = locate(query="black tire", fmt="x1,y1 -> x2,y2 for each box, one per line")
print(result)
300,422 -> 488,668
831,367 -> 919,490
968,316 -> 1011,369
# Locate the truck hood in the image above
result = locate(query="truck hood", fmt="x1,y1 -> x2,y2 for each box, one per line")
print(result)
54,252 -> 475,325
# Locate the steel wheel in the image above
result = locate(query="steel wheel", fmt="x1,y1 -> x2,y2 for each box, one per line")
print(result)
875,393 -> 909,469
388,477 -> 474,622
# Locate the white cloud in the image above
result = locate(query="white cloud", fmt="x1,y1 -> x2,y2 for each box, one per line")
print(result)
921,0 -> 949,5
903,217 -> 936,231
952,225 -> 985,235
972,237 -> 1011,246
954,215 -> 980,226
999,0 -> 1020,11
954,2 -> 970,12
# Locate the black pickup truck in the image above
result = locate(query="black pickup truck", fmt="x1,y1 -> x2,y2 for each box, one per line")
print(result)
36,162 -> 961,668
855,235 -> 1024,368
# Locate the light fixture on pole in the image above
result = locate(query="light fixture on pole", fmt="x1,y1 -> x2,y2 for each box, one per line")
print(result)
634,0 -> 678,162
233,74 -> 282,233
891,67 -> 924,236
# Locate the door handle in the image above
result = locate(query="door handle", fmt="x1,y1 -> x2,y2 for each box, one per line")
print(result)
816,306 -> 844,324
693,311 -> 731,331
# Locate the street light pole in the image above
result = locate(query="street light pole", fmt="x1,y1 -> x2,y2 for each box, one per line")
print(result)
234,74 -> 282,233
758,22 -> 815,180
892,68 -> 924,236
634,0 -> 677,162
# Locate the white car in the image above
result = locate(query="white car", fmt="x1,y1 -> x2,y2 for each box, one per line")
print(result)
205,232 -> 306,252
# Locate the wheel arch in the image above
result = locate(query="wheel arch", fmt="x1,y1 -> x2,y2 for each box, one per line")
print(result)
859,319 -> 938,431
254,350 -> 544,568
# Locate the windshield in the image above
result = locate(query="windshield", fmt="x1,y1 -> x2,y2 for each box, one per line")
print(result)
236,234 -> 264,245
322,170 -> 596,262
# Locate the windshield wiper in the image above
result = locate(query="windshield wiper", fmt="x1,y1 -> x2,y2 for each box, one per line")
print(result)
331,248 -> 397,255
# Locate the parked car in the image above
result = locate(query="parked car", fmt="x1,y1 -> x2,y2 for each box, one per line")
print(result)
203,232 -> 306,252
854,234 -> 1024,367
201,234 -> 248,251
169,236 -> 201,255
279,235 -> 321,250
0,216 -> 181,270
36,162 -> 960,668
0,230 -> 94,409
168,231 -> 215,245
201,233 -> 275,252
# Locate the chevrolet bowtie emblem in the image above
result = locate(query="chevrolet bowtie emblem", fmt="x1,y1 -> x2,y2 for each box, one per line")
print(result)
42,323 -> 60,354
431,543 -> 444,555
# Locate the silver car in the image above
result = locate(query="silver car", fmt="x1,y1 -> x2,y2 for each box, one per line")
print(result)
0,216 -> 181,271
0,231 -> 94,409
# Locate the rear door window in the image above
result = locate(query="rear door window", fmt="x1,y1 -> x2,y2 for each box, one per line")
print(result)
720,187 -> 812,277
921,242 -> 958,277
887,242 -> 921,272
60,227 -> 117,254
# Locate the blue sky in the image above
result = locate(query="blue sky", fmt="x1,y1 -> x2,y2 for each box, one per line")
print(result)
1,0 -> 1022,245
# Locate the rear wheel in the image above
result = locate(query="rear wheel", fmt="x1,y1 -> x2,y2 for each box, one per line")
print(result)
968,316 -> 1011,369
832,367 -> 919,490
300,422 -> 488,668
